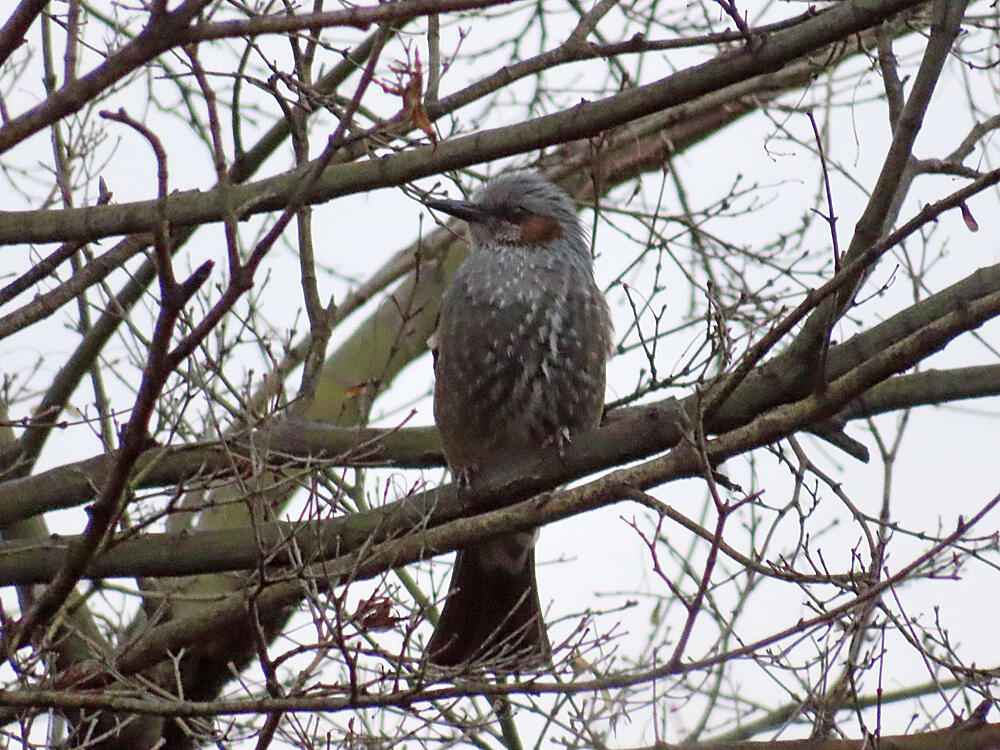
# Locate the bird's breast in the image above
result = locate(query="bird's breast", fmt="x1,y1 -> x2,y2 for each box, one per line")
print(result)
433,255 -> 610,474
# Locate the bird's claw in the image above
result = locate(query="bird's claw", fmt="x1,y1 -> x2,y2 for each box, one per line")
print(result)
543,427 -> 572,458
453,463 -> 479,489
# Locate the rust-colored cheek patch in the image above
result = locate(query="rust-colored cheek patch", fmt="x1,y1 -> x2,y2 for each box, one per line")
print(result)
518,214 -> 565,245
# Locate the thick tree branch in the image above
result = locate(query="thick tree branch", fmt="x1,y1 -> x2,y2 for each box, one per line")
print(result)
3,276 -> 999,591
0,0 -> 928,247
0,0 -> 511,156
0,0 -> 49,70
5,249 -> 1000,529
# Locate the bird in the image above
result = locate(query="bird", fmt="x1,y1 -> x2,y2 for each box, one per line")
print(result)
423,171 -> 612,669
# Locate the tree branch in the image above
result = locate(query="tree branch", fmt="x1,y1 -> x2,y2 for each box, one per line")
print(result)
0,0 -> 928,246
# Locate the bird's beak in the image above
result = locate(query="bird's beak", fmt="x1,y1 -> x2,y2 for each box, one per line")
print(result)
423,197 -> 492,225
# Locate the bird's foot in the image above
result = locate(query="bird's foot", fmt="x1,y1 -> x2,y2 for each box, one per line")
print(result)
542,426 -> 572,458
452,463 -> 479,489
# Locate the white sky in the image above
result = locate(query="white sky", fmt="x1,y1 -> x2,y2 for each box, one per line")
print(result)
1,0 -> 999,746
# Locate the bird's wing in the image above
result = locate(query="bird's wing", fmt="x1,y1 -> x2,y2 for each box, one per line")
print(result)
427,319 -> 441,370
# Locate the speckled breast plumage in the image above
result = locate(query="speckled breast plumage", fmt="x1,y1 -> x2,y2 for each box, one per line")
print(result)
433,244 -> 612,479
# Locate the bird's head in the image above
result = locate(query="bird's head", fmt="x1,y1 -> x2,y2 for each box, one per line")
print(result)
424,171 -> 588,261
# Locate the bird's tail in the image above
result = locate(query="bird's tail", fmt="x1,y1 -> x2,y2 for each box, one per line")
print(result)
426,533 -> 551,669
